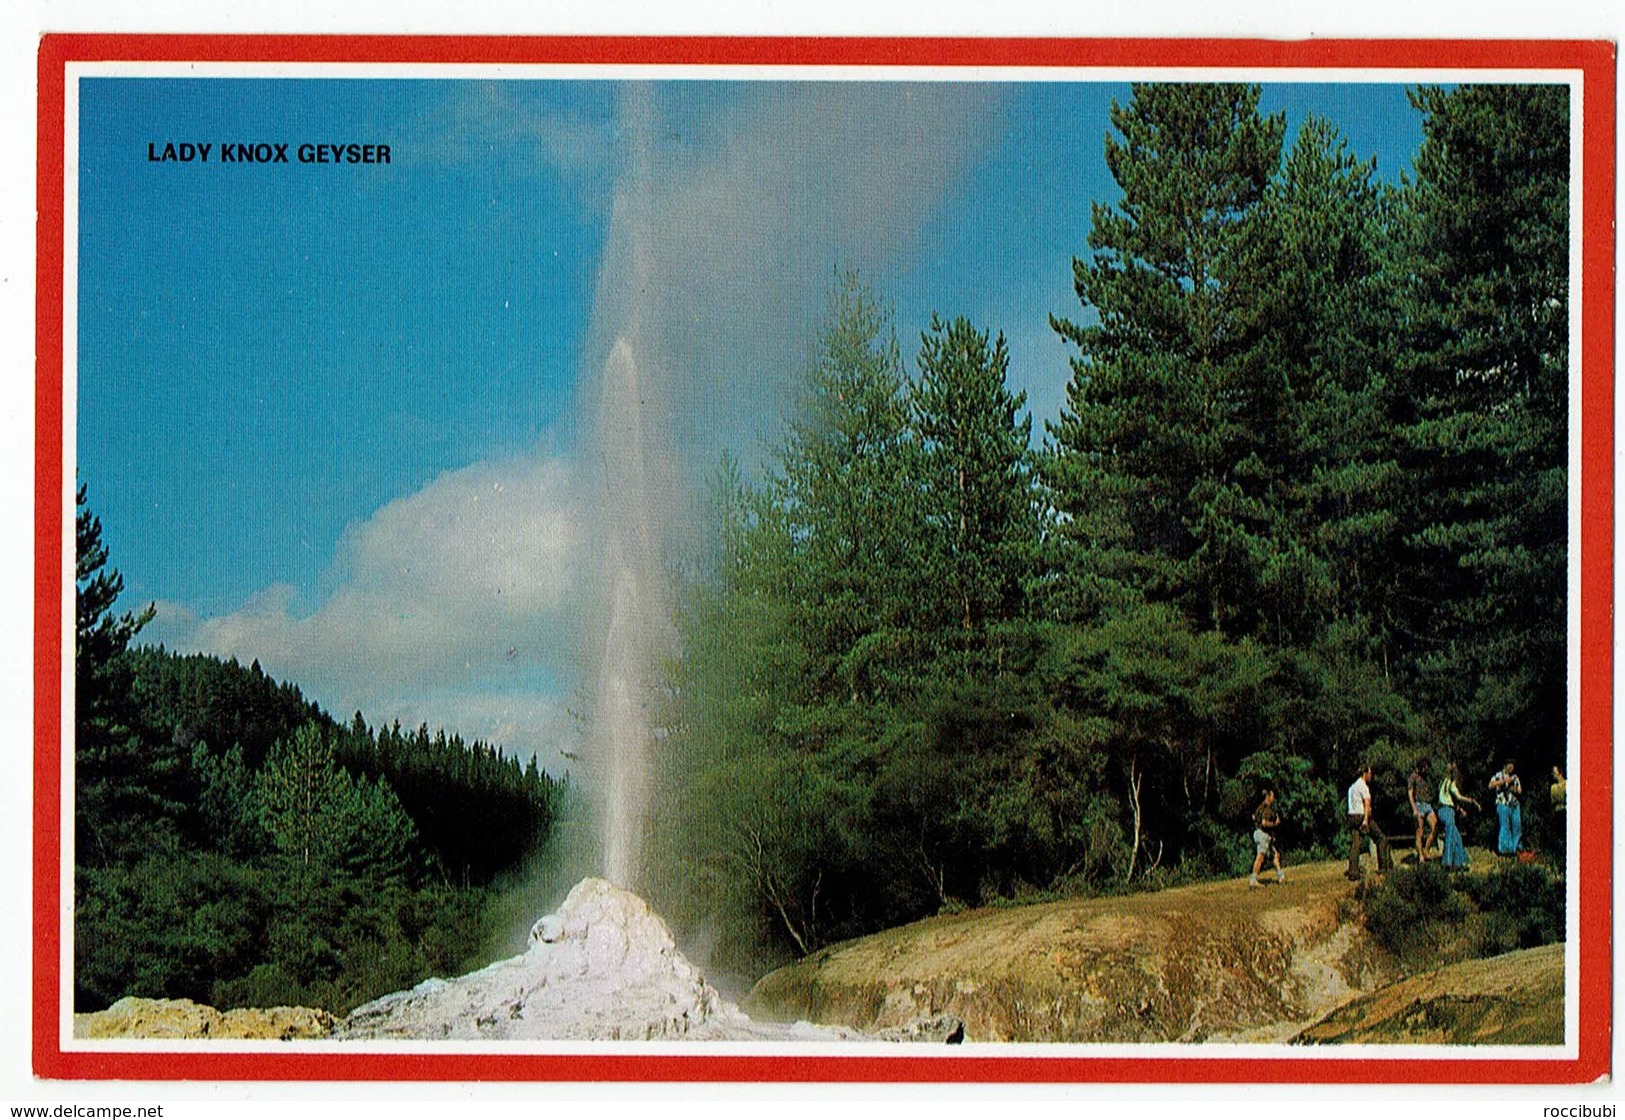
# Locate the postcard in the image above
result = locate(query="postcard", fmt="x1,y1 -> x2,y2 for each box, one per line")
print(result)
33,34 -> 1614,1086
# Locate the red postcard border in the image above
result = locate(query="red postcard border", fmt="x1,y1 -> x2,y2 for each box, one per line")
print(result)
34,33 -> 1617,1084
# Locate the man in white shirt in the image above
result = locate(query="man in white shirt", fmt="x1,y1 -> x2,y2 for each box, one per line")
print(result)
1346,763 -> 1393,880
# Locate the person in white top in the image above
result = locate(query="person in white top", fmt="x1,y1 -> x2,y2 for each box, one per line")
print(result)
1345,763 -> 1393,880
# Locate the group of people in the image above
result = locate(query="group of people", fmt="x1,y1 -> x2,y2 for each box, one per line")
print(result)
1245,758 -> 1567,888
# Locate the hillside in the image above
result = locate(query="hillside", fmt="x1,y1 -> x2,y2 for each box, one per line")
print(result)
743,858 -> 1559,1044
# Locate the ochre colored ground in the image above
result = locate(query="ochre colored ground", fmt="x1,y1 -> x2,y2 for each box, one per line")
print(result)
745,855 -> 1561,1045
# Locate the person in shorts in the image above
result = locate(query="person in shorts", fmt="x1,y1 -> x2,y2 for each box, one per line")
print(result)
1249,789 -> 1284,888
1408,757 -> 1439,863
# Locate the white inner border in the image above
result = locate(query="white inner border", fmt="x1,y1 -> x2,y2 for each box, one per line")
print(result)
58,57 -> 1589,1068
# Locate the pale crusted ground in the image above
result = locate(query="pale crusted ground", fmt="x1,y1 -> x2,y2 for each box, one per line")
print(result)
744,859 -> 1442,1043
1292,941 -> 1564,1045
74,998 -> 334,1040
333,877 -> 864,1041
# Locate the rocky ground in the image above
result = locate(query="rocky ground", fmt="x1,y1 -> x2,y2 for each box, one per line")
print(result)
1291,941 -> 1564,1045
745,858 -> 1395,1043
744,855 -> 1561,1045
74,999 -> 334,1040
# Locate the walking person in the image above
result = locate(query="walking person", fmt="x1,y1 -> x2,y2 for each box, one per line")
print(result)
1436,762 -> 1480,871
1490,760 -> 1523,856
1345,763 -> 1393,880
1408,758 -> 1439,863
1249,789 -> 1285,888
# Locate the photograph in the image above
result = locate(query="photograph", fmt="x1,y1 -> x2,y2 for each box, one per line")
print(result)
33,34 -> 1613,1085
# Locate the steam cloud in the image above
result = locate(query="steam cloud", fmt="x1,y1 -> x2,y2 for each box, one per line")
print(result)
577,81 -> 1001,888
152,81 -> 1002,819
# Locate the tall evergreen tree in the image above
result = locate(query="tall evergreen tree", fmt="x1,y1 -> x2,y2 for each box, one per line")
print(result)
256,721 -> 424,885
1259,119 -> 1401,634
257,722 -> 352,872
1041,84 -> 1287,871
75,484 -> 164,862
913,314 -> 1038,648
1046,83 -> 1286,631
1394,84 -> 1570,773
1238,116 -> 1419,777
76,484 -> 153,692
776,271 -> 921,706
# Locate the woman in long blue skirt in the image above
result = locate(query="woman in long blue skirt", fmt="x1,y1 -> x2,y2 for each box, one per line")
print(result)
1437,762 -> 1480,869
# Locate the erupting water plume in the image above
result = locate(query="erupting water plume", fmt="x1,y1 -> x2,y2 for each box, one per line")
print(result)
592,338 -> 664,889
570,81 -> 997,894
584,85 -> 672,892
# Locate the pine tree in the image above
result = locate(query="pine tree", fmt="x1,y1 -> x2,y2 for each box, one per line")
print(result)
257,723 -> 351,872
1232,116 -> 1420,777
776,271 -> 921,705
76,484 -> 153,687
1394,84 -> 1570,773
75,484 -> 162,862
1046,83 -> 1286,631
913,314 -> 1038,648
1042,84 -> 1298,875
257,721 -> 426,885
1255,118 -> 1401,642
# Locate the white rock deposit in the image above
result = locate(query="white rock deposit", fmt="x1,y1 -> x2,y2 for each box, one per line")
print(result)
335,877 -> 864,1041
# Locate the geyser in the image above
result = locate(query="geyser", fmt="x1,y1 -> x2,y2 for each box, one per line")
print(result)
581,80 -> 677,893
589,335 -> 666,891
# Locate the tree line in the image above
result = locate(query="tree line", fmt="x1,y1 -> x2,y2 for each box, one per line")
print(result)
644,82 -> 1569,975
74,488 -> 564,1013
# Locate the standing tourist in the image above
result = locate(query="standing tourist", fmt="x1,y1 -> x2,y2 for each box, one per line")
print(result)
1407,758 -> 1439,863
1345,763 -> 1392,880
1490,761 -> 1523,856
1436,762 -> 1480,870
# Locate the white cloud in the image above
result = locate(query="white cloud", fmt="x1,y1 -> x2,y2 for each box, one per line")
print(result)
148,598 -> 199,631
155,453 -> 582,762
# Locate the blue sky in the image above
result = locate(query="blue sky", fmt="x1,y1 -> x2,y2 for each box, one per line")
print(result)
77,76 -> 1425,767
79,79 -> 611,617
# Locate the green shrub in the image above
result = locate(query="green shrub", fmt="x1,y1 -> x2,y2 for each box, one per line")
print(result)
212,962 -> 303,1011
75,852 -> 270,1010
1363,859 -> 1565,970
1362,863 -> 1473,966
1460,862 -> 1565,952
